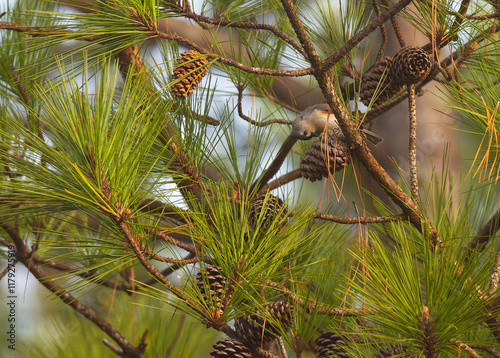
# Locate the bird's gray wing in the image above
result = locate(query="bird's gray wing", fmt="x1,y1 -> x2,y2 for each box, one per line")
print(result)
313,103 -> 331,112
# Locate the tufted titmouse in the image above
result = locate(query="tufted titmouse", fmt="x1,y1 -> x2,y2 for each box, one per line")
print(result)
291,103 -> 383,144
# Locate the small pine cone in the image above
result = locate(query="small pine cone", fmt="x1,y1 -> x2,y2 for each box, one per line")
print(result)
171,50 -> 209,98
210,338 -> 252,358
299,128 -> 351,182
315,332 -> 350,358
249,194 -> 288,231
196,265 -> 226,309
360,57 -> 403,106
376,345 -> 408,358
390,46 -> 432,86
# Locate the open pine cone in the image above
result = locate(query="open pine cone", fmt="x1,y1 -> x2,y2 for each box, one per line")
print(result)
315,331 -> 350,358
171,50 -> 209,98
300,128 -> 351,182
390,46 -> 432,86
210,338 -> 252,358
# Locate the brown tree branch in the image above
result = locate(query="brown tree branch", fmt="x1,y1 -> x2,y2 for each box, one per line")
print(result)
258,168 -> 303,194
408,84 -> 419,203
0,221 -> 145,358
280,0 -> 438,244
237,83 -> 293,126
320,0 -> 413,72
306,211 -> 405,224
251,135 -> 298,194
177,11 -> 308,59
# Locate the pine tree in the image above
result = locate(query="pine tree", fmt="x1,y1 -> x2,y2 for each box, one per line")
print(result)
1,1 -> 500,357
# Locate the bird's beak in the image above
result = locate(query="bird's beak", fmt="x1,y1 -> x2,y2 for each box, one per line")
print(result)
311,132 -> 319,137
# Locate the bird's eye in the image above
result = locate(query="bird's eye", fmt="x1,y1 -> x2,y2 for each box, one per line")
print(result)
303,131 -> 308,136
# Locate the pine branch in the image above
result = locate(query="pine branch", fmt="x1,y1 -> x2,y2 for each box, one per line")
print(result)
320,0 -> 413,72
0,221 -> 145,358
307,211 -> 406,224
176,11 -> 308,59
380,0 -> 406,47
280,0 -> 439,244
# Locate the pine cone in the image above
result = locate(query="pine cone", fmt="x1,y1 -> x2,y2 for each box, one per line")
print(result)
249,194 -> 288,231
376,345 -> 408,357
390,46 -> 432,86
235,315 -> 274,347
196,265 -> 226,310
235,301 -> 294,347
265,301 -> 294,335
360,57 -> 403,106
315,331 -> 350,358
210,338 -> 252,358
171,50 -> 209,98
299,128 -> 351,182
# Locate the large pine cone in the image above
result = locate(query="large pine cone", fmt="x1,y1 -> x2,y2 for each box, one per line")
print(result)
390,46 -> 432,86
315,331 -> 350,358
196,265 -> 226,311
300,128 -> 351,182
360,57 -> 403,106
235,301 -> 294,347
171,50 -> 209,98
248,194 -> 288,231
210,338 -> 252,358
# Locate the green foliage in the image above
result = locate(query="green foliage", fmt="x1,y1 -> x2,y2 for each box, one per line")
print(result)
1,0 -> 500,357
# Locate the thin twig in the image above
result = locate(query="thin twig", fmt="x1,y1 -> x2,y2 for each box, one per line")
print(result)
265,281 -> 379,316
115,219 -> 204,314
451,339 -> 481,358
178,11 -> 308,59
320,0 -> 413,72
408,84 -> 419,203
277,336 -> 288,358
468,344 -> 500,358
380,0 -> 406,47
372,0 -> 388,61
237,84 -> 293,126
305,211 -> 406,224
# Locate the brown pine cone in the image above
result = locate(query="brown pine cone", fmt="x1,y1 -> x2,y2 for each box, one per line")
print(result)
315,331 -> 350,358
299,128 -> 351,182
196,265 -> 226,311
171,50 -> 209,98
235,314 -> 274,347
248,194 -> 288,231
360,57 -> 403,106
390,46 -> 432,86
210,338 -> 252,358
